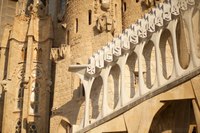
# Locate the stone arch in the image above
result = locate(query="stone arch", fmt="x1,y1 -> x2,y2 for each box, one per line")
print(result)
176,17 -> 190,69
90,76 -> 103,120
149,100 -> 197,133
142,40 -> 156,89
124,52 -> 139,99
159,29 -> 174,79
58,119 -> 72,133
192,5 -> 200,58
107,64 -> 121,110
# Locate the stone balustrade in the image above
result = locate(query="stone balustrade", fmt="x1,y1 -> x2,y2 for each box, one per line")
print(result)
69,0 -> 200,131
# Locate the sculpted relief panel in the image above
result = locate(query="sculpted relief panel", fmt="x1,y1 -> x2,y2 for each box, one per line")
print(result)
96,14 -> 116,33
95,0 -> 116,35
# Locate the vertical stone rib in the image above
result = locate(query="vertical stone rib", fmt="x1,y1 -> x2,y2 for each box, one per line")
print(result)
168,19 -> 184,77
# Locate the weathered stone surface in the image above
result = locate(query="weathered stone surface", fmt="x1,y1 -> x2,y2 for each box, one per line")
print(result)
0,0 -> 200,133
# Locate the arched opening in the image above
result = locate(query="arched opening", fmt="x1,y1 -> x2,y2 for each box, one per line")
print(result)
124,52 -> 139,99
90,76 -> 103,120
67,30 -> 70,45
108,65 -> 121,110
142,41 -> 156,89
149,100 -> 197,133
192,7 -> 200,58
176,18 -> 190,69
58,120 -> 72,133
159,29 -> 174,79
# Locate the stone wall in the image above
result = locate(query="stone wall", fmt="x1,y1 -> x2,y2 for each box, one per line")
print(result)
50,0 -> 123,131
0,0 -> 16,44
121,0 -> 163,29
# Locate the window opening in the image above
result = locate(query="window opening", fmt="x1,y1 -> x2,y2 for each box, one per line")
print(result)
88,10 -> 92,25
75,18 -> 78,33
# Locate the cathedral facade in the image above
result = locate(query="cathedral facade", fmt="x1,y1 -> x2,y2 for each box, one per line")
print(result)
0,0 -> 199,133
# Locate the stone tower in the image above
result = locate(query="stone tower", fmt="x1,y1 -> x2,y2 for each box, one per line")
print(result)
0,0 -> 53,133
50,0 -> 123,131
62,0 -> 123,64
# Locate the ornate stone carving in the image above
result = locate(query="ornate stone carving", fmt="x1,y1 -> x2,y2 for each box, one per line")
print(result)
142,0 -> 156,7
17,69 -> 25,79
96,14 -> 116,34
16,0 -> 27,15
94,1 -> 98,14
31,68 -> 42,79
28,0 -> 46,18
51,44 -> 69,61
33,47 -> 42,61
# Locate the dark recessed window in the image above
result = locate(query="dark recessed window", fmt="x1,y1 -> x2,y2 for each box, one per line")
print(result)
123,2 -> 127,12
75,18 -> 78,33
88,10 -> 92,25
67,30 -> 70,45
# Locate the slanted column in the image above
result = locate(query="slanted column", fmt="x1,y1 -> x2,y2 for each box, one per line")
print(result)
168,19 -> 184,76
101,67 -> 112,117
82,78 -> 93,127
152,29 -> 166,86
102,72 -> 108,117
119,54 -> 129,106
135,42 -> 148,95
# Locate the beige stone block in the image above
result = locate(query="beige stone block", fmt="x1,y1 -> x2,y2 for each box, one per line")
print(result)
159,81 -> 195,101
87,115 -> 127,133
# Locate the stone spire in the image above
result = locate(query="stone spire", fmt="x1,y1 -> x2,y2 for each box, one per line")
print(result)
16,0 -> 48,17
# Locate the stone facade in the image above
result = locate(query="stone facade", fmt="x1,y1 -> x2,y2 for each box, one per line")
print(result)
0,0 -> 199,133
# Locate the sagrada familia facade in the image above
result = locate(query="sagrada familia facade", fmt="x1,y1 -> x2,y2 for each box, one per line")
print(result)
0,0 -> 200,133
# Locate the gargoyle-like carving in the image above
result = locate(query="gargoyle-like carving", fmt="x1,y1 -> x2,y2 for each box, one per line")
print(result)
96,14 -> 116,34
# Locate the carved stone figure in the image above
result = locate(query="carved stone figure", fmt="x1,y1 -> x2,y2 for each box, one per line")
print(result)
28,0 -> 46,17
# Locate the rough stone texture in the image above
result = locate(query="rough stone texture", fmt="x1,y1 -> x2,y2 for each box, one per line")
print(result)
0,0 -> 199,133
